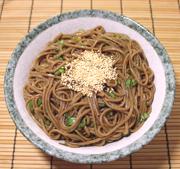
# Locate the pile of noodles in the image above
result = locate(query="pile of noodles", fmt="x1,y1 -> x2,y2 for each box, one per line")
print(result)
24,26 -> 155,147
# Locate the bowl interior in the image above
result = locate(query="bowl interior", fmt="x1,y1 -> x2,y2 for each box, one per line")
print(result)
13,17 -> 166,155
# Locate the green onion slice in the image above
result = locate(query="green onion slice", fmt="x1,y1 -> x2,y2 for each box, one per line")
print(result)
54,66 -> 65,75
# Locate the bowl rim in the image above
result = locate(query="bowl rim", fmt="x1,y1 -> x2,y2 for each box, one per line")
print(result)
4,9 -> 176,164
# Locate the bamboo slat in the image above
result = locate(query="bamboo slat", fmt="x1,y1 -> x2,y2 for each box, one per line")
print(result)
92,0 -> 121,13
13,131 -> 51,169
62,0 -> 91,12
30,0 -> 61,30
152,0 -> 180,168
0,0 -> 3,14
52,159 -> 91,169
122,1 -> 171,168
131,131 -> 169,169
92,157 -> 130,169
122,0 -> 153,31
0,0 -> 32,168
10,0 -> 60,168
151,0 -> 180,18
0,0 -> 180,169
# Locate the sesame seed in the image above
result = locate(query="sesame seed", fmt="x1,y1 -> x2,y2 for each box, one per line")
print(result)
61,51 -> 117,96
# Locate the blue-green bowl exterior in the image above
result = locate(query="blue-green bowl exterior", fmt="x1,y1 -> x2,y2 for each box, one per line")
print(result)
4,10 -> 175,164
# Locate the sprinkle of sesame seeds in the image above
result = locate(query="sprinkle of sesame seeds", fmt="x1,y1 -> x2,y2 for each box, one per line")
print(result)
61,50 -> 117,97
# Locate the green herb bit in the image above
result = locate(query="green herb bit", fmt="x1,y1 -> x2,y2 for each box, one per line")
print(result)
54,66 -> 65,75
78,118 -> 86,129
115,33 -> 129,40
114,34 -> 122,38
66,116 -> 76,126
73,36 -> 81,42
44,118 -> 51,126
125,78 -> 137,88
37,98 -> 42,107
139,112 -> 149,123
27,100 -> 34,112
57,40 -> 64,48
108,91 -> 116,98
56,55 -> 64,61
99,102 -> 106,108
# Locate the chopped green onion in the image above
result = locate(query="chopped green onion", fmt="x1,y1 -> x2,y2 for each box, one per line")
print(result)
58,40 -> 64,45
114,33 -> 129,39
114,34 -> 121,38
78,118 -> 86,129
132,79 -> 137,86
54,66 -> 65,75
108,91 -> 116,98
139,112 -> 149,123
56,55 -> 64,61
27,100 -> 33,112
125,79 -> 131,87
73,36 -> 81,42
57,40 -> 64,48
99,102 -> 106,108
125,78 -> 137,88
37,98 -> 42,107
123,129 -> 129,136
66,116 -> 76,126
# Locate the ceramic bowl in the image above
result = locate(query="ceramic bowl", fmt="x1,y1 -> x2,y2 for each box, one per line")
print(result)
4,10 -> 175,164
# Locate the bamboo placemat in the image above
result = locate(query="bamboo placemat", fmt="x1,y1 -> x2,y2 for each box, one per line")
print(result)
0,0 -> 179,168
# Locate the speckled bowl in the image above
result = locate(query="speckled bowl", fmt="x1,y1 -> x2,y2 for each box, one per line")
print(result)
4,10 -> 175,164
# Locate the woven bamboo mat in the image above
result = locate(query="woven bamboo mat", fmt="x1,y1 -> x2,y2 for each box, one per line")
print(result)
0,0 -> 179,168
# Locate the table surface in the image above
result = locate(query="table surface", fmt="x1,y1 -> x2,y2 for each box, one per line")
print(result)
0,0 -> 180,169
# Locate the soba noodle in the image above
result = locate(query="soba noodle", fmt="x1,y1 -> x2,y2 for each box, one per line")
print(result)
24,26 -> 155,147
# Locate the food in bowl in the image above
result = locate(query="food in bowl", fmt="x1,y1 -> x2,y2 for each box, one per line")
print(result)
24,26 -> 155,147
